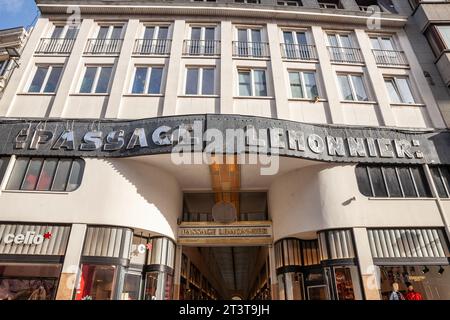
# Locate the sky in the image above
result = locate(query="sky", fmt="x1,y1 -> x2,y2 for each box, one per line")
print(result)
0,0 -> 39,30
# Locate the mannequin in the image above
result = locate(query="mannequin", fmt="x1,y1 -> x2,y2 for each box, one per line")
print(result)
389,282 -> 405,300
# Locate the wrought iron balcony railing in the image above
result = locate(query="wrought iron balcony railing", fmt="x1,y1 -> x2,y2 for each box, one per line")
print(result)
281,43 -> 318,61
133,39 -> 172,55
183,40 -> 221,56
327,46 -> 364,64
372,49 -> 409,66
36,38 -> 76,54
232,41 -> 270,58
84,38 -> 123,55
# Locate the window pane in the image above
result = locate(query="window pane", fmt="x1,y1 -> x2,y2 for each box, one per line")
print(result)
122,273 -> 142,300
191,27 -> 201,40
110,26 -> 123,39
132,67 -> 148,94
368,166 -> 388,197
398,167 -> 416,197
356,166 -> 373,197
29,67 -> 49,93
202,68 -> 215,95
97,26 -> 109,39
6,158 -> 29,190
351,75 -> 368,101
144,27 -> 155,40
67,159 -> 84,192
205,28 -> 215,41
396,78 -> 415,104
80,67 -> 97,93
327,34 -> 338,47
51,26 -> 64,38
239,71 -> 251,96
304,72 -> 318,99
370,37 -> 381,50
385,79 -> 402,103
158,27 -> 169,40
411,166 -> 431,197
283,31 -> 294,44
437,26 -> 450,48
338,75 -> 353,101
381,38 -> 394,50
339,35 -> 351,48
51,159 -> 72,191
21,159 -> 44,191
75,265 -> 116,300
383,166 -> 402,197
95,67 -> 113,93
289,72 -> 303,98
186,69 -> 199,94
251,29 -> 262,43
296,32 -> 307,45
43,66 -> 63,93
441,166 -> 450,198
431,167 -> 448,198
254,70 -> 267,96
148,67 -> 163,94
0,157 -> 10,184
36,158 -> 58,191
65,27 -> 79,39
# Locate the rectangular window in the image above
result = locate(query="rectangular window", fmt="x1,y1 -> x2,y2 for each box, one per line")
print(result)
6,158 -> 84,192
131,66 -> 164,94
430,166 -> 450,198
0,157 -> 10,185
80,66 -> 113,94
238,69 -> 267,97
28,65 -> 63,93
356,165 -> 431,198
0,60 -> 9,76
337,74 -> 368,102
185,67 -> 216,95
384,76 -> 416,104
288,71 -> 318,99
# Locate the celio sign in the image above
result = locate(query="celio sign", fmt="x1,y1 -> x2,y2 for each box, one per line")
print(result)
1,231 -> 45,245
1,114 -> 448,165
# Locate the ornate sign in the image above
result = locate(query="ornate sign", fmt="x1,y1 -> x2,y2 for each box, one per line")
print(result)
178,221 -> 273,246
0,114 -> 449,164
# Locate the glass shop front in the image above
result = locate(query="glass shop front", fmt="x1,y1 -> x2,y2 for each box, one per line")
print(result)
0,224 -> 71,300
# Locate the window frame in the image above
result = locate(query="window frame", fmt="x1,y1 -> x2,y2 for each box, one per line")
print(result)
288,70 -> 319,100
130,65 -> 165,95
79,65 -> 114,94
0,60 -> 10,77
142,24 -> 171,40
5,157 -> 85,193
237,68 -> 268,97
27,64 -> 64,94
96,25 -> 125,40
337,73 -> 369,102
184,66 -> 217,96
50,24 -> 80,39
384,76 -> 417,105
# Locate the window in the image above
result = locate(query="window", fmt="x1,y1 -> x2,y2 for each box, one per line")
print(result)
188,26 -> 218,55
28,65 -> 63,93
6,158 -> 84,192
356,165 -> 432,198
278,0 -> 301,5
238,69 -> 267,97
288,71 -> 318,99
430,166 -> 450,198
0,60 -> 10,77
80,66 -> 113,94
51,25 -> 79,39
75,265 -> 117,300
425,25 -> 450,57
319,2 -> 339,8
235,28 -> 267,57
235,0 -> 261,3
337,74 -> 368,101
328,33 -> 352,48
0,157 -> 10,185
370,36 -> 395,51
97,25 -> 123,40
185,67 -> 216,95
384,76 -> 416,104
131,66 -> 164,94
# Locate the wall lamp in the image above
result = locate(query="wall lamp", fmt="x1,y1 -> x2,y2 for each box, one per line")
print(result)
438,266 -> 445,275
422,266 -> 430,274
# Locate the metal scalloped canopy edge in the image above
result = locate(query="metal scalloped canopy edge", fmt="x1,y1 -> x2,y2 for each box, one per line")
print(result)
0,114 -> 449,165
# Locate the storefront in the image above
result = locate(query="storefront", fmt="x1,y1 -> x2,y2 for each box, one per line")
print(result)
0,223 -> 71,300
367,228 -> 450,300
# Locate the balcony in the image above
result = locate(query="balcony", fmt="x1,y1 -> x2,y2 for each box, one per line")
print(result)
372,49 -> 408,67
84,38 -> 123,55
183,40 -> 221,56
327,46 -> 364,64
133,39 -> 172,55
281,43 -> 318,61
232,41 -> 270,58
36,38 -> 75,55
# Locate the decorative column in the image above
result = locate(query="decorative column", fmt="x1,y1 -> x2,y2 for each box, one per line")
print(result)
352,228 -> 381,300
173,245 -> 183,300
311,26 -> 345,124
162,19 -> 186,116
104,19 -> 140,119
49,19 -> 95,118
268,244 -> 279,300
55,224 -> 87,300
266,23 -> 290,120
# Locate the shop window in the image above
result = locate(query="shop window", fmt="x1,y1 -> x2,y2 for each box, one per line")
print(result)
430,166 -> 450,198
144,271 -> 173,300
121,272 -> 142,300
75,264 -> 117,300
379,265 -> 450,300
333,266 -> 362,300
0,263 -> 62,300
6,157 -> 84,192
356,165 -> 432,198
0,157 -> 10,185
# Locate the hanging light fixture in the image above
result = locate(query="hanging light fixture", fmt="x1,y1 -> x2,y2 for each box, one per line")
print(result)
438,266 -> 445,275
422,266 -> 430,274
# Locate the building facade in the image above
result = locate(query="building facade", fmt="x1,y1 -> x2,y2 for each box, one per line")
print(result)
0,0 -> 449,300
0,27 -> 29,99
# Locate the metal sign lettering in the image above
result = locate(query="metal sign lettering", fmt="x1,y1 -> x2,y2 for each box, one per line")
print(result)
0,114 -> 449,164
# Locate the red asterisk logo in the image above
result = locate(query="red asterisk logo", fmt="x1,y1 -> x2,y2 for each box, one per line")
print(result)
43,232 -> 52,240
146,243 -> 152,251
